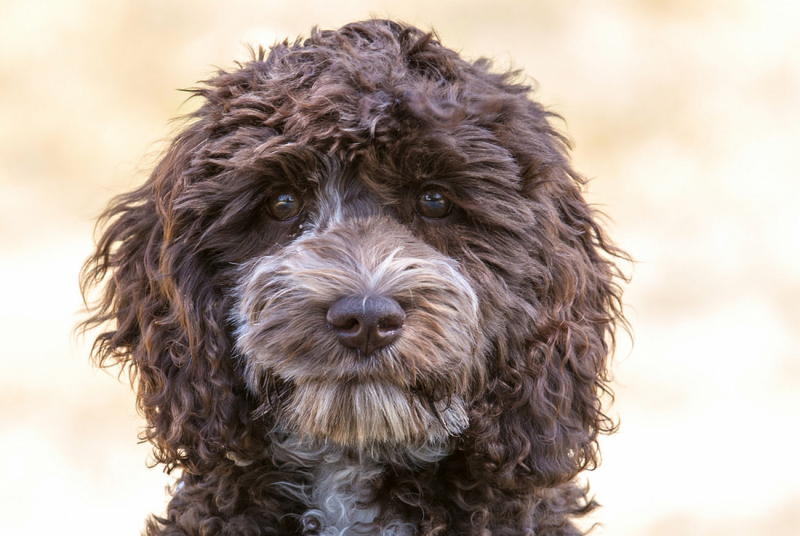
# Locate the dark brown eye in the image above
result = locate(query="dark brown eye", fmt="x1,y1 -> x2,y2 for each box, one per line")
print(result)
415,190 -> 452,219
267,191 -> 303,221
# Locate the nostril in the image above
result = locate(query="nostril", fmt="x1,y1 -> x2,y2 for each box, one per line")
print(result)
375,313 -> 404,334
329,316 -> 360,333
326,300 -> 363,332
377,318 -> 400,331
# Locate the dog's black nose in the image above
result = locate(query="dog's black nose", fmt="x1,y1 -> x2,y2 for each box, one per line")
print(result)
326,295 -> 406,355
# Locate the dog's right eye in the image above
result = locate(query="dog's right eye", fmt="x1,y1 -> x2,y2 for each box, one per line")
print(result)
415,190 -> 453,219
266,192 -> 303,221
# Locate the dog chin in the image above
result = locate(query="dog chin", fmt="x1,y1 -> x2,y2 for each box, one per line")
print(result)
280,379 -> 469,448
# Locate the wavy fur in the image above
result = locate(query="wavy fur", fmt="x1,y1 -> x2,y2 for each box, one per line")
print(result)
81,19 -> 627,535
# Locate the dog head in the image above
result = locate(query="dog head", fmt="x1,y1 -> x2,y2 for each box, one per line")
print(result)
81,20 -> 625,488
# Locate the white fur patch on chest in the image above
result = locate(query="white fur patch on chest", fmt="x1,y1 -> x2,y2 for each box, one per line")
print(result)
269,437 -> 451,536
300,455 -> 413,536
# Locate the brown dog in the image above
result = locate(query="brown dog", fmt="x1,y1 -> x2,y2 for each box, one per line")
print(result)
82,19 -> 626,535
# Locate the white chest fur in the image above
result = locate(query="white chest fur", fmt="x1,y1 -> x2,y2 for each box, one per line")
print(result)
300,455 -> 414,536
268,437 -> 451,536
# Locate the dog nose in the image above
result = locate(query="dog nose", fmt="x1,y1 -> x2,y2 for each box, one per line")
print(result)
326,295 -> 406,355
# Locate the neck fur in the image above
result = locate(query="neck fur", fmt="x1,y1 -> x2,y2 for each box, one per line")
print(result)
266,434 -> 453,535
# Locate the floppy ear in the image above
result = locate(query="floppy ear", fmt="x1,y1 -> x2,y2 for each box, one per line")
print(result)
466,95 -> 627,490
516,164 -> 624,488
80,121 -> 258,474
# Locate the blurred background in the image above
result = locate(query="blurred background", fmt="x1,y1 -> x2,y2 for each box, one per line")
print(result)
2,0 -> 798,534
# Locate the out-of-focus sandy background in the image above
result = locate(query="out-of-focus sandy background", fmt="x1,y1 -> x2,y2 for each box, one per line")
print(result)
2,1 -> 799,534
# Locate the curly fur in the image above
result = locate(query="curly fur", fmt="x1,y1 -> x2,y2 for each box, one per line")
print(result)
81,19 -> 627,535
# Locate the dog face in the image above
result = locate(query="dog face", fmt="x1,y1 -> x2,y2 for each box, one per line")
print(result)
234,200 -> 484,446
82,20 -> 624,489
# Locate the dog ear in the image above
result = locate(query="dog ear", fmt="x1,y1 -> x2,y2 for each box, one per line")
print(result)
466,98 -> 626,491
521,169 -> 624,487
80,123 -> 256,474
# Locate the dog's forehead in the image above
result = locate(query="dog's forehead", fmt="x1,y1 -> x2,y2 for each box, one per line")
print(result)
208,29 -> 526,180
234,116 -> 522,197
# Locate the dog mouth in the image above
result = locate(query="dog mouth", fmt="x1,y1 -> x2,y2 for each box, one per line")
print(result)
274,380 -> 470,447
239,306 -> 478,446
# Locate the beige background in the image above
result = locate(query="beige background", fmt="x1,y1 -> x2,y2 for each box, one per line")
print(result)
2,1 -> 799,534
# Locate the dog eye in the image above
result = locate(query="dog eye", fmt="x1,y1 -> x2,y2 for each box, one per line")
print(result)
415,190 -> 452,219
267,192 -> 303,221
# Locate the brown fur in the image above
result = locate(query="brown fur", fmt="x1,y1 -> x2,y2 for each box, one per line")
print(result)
81,20 -> 627,535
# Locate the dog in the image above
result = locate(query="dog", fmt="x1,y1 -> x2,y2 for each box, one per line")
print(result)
81,19 -> 626,535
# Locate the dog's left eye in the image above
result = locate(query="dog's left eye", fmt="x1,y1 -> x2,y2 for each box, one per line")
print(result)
267,192 -> 303,221
415,190 -> 453,219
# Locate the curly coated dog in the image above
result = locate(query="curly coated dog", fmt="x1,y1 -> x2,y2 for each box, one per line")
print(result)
81,19 -> 626,535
